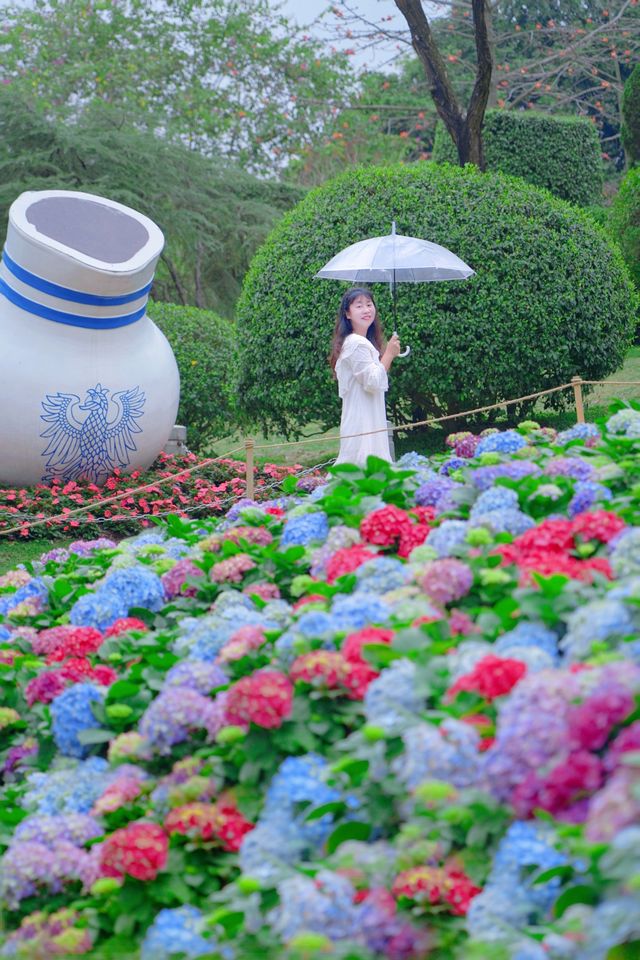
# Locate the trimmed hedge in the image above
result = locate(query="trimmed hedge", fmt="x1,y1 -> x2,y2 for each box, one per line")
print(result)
622,63 -> 640,166
432,110 -> 603,206
609,166 -> 640,290
148,301 -> 236,452
236,163 -> 636,437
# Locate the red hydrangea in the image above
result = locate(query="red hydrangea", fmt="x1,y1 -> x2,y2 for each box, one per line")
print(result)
512,750 -> 604,818
104,617 -> 149,637
32,625 -> 103,659
46,628 -> 104,664
100,822 -> 168,881
164,801 -> 254,852
293,594 -> 328,610
342,627 -> 395,664
571,510 -> 626,544
391,865 -> 481,915
342,662 -> 380,700
398,523 -> 430,558
225,670 -> 293,729
326,545 -> 377,583
360,505 -> 413,547
410,506 -> 437,525
448,654 -> 527,701
568,687 -> 635,752
290,651 -> 349,688
24,671 -> 67,706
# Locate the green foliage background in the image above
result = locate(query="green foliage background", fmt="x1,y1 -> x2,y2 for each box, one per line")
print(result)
0,89 -> 303,317
609,166 -> 640,292
236,163 -> 636,437
148,302 -> 236,451
622,63 -> 640,166
432,110 -> 603,206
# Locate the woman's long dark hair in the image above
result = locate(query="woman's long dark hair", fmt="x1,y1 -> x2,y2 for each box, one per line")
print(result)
329,287 -> 384,373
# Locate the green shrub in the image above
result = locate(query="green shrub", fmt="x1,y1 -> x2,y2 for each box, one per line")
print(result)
236,163 -> 636,437
432,110 -> 603,206
148,301 -> 236,451
609,166 -> 640,291
622,63 -> 640,166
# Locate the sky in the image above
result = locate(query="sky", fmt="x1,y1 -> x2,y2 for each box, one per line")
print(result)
279,0 -> 413,72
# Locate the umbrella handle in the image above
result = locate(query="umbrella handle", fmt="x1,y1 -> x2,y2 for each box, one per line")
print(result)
393,331 -> 411,358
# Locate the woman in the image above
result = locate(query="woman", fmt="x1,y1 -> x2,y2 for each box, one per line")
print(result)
329,287 -> 401,468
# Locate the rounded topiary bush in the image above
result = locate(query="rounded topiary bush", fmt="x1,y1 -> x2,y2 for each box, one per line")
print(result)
236,163 -> 636,436
432,110 -> 603,206
148,301 -> 235,451
622,63 -> 640,166
609,167 -> 640,290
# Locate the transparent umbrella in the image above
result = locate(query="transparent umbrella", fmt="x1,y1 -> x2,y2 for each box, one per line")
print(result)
315,221 -> 474,356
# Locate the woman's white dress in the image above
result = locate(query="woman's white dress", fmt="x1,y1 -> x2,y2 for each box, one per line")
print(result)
335,333 -> 392,467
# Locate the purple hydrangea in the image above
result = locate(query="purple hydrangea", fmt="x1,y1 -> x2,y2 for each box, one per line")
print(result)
471,461 -> 541,492
543,457 -> 594,481
425,520 -> 469,557
139,687 -> 225,753
421,558 -> 473,605
568,481 -> 613,518
415,476 -> 456,508
163,659 -> 227,695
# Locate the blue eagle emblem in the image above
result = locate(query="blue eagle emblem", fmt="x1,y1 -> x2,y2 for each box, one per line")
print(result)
40,383 -> 145,484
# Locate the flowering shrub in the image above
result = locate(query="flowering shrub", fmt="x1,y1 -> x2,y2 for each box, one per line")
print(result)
0,402 -> 639,959
0,452 -> 316,540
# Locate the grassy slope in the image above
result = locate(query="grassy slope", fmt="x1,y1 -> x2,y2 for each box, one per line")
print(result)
211,347 -> 640,465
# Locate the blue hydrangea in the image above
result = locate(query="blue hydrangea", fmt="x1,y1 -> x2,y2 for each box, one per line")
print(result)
439,457 -> 467,476
471,508 -> 536,537
392,718 -> 480,789
102,566 -> 166,611
0,625 -> 12,640
330,592 -> 391,630
22,758 -> 112,814
475,430 -> 527,455
365,660 -> 423,734
69,590 -> 128,632
555,422 -> 600,445
495,622 -> 559,663
415,476 -> 456,508
471,487 -> 520,516
606,408 -> 640,438
0,578 -> 48,616
14,813 -> 102,848
491,821 -> 568,913
269,870 -> 357,942
610,528 -> 640,579
426,519 -> 469,557
355,556 -> 410,594
50,684 -> 105,758
471,461 -> 541,492
568,480 -> 613,518
561,598 -> 635,661
263,754 -> 343,846
282,511 -> 329,546
163,660 -> 227,694
141,907 -> 215,960
295,610 -> 336,638
238,816 -> 307,885
543,456 -> 594,481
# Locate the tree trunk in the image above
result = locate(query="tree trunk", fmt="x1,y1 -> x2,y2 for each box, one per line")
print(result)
394,0 -> 493,169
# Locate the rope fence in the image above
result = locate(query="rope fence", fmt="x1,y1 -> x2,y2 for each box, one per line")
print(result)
1,376 -> 638,541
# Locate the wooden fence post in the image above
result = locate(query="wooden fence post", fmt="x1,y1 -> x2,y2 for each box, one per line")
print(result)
571,377 -> 585,424
245,438 -> 255,500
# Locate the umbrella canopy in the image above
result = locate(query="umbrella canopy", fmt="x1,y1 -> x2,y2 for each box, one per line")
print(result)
315,222 -> 474,284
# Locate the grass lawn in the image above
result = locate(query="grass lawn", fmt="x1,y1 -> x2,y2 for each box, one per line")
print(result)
210,347 -> 640,466
0,538 -> 67,576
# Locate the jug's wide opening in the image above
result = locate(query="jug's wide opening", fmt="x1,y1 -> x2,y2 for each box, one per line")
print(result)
26,196 -> 150,265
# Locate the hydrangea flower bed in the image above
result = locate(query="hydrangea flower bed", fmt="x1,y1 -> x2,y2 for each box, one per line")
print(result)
0,452 -> 315,540
0,400 -> 639,959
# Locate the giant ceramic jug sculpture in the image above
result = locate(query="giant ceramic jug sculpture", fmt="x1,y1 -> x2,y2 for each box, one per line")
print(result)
0,190 -> 180,486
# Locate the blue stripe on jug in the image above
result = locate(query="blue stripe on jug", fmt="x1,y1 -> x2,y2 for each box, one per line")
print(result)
2,249 -> 153,306
0,277 -> 146,329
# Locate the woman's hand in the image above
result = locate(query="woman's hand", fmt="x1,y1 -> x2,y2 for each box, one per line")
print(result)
381,333 -> 401,370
